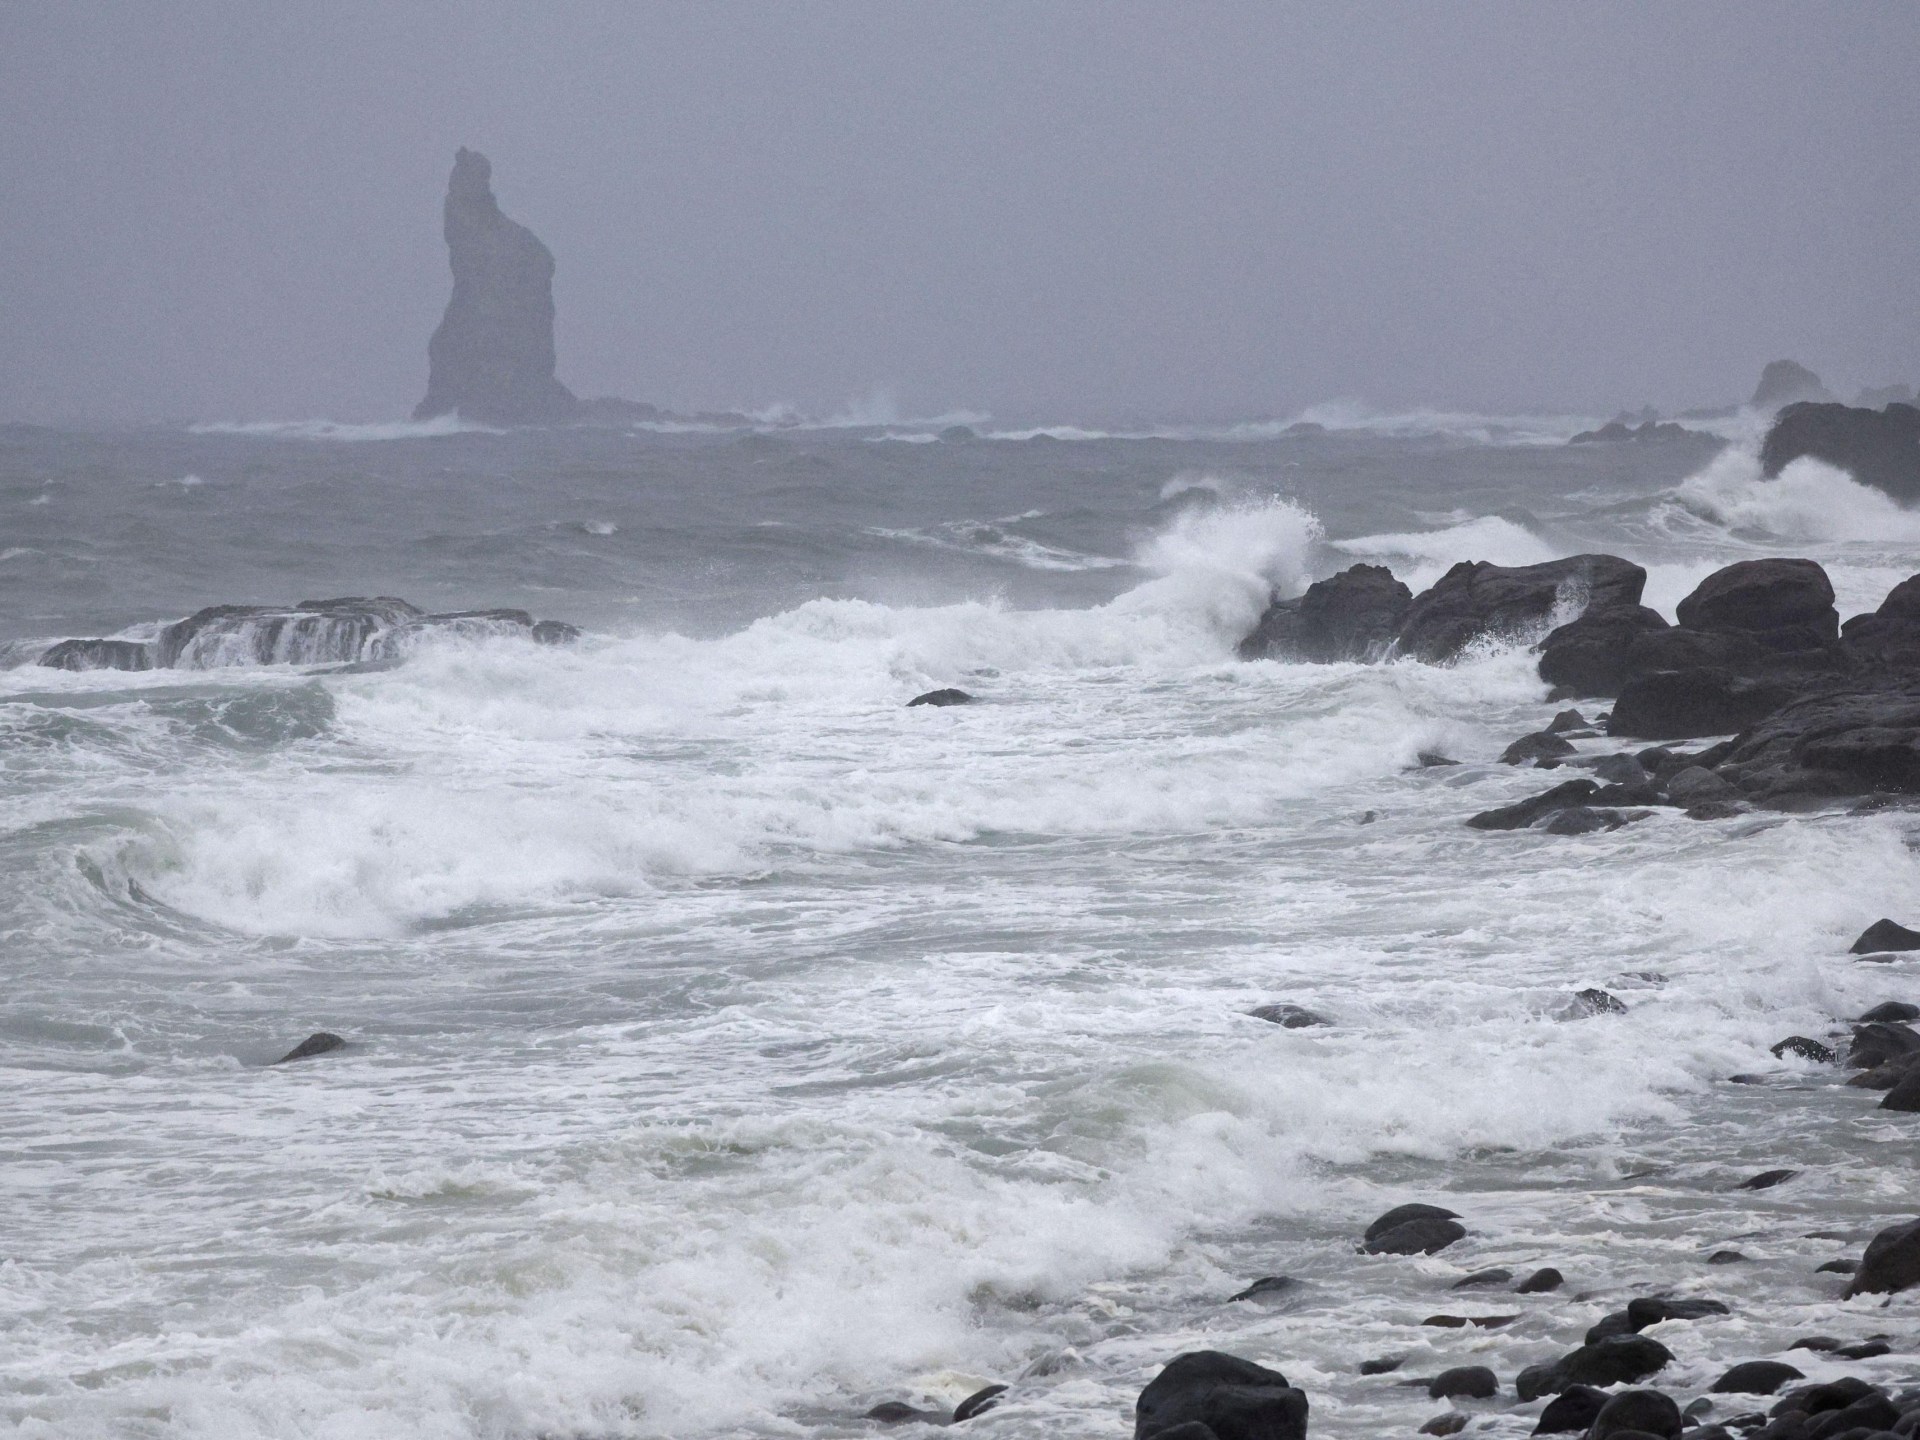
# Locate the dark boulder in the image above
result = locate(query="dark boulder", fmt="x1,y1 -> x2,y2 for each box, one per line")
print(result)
1140,1426 -> 1220,1440
1627,1295 -> 1727,1327
1847,1022 -> 1920,1069
415,148 -> 579,425
1427,1366 -> 1496,1400
1858,1000 -> 1920,1022
1531,1385 -> 1607,1433
1358,1356 -> 1404,1375
952,1384 -> 1007,1422
1416,1415 -> 1466,1437
1465,779 -> 1600,831
1502,731 -> 1578,765
1227,1276 -> 1298,1303
866,1401 -> 944,1424
1769,1037 -> 1833,1063
273,1032 -> 346,1064
38,638 -> 153,671
1674,559 -> 1840,648
1565,988 -> 1626,1016
1397,555 -> 1647,663
1705,1250 -> 1744,1265
1238,564 -> 1413,663
1540,806 -> 1638,835
1363,1203 -> 1460,1242
1134,1351 -> 1308,1440
1761,399 -> 1920,502
1515,1266 -> 1564,1293
907,688 -> 974,708
1712,1362 -> 1804,1395
1555,1335 -> 1674,1391
1879,1067 -> 1920,1111
1248,1004 -> 1330,1028
1853,919 -> 1920,954
1585,1311 -> 1638,1345
530,619 -> 581,645
1590,1389 -> 1682,1440
1608,667 -> 1805,741
1739,1168 -> 1800,1189
1537,605 -> 1672,698
1846,1217 -> 1920,1297
1365,1217 -> 1466,1255
1449,1268 -> 1512,1289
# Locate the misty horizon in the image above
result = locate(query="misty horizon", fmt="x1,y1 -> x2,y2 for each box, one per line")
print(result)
3,1 -> 1917,426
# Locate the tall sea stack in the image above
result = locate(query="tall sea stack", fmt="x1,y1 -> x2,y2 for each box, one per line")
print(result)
414,148 -> 578,426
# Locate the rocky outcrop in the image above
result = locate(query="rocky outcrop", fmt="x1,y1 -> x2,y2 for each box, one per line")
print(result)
1760,399 -> 1920,502
33,597 -> 579,673
1238,564 -> 1412,662
1395,555 -> 1645,663
415,148 -> 579,426
1568,418 -> 1712,444
1750,359 -> 1834,411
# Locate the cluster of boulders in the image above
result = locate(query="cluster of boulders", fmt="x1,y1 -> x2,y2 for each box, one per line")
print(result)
1239,554 -> 1644,667
1242,551 -> 1920,810
1123,1200 -> 1920,1440
855,1191 -> 1920,1437
1768,954 -> 1920,1113
35,596 -> 580,673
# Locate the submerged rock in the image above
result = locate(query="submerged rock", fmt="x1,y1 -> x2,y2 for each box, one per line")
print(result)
951,1385 -> 1006,1422
273,1032 -> 346,1064
1227,1275 -> 1299,1303
1515,1266 -> 1564,1293
1711,1361 -> 1803,1395
1134,1351 -> 1308,1440
415,148 -> 579,425
37,637 -> 153,671
1247,1003 -> 1330,1028
1769,1037 -> 1833,1063
1739,1167 -> 1800,1189
1465,779 -> 1599,831
907,688 -> 974,707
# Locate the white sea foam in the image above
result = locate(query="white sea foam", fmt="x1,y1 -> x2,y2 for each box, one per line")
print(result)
189,415 -> 502,441
1676,443 -> 1920,543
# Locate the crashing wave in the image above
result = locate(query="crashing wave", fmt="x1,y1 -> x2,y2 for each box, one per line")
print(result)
30,597 -> 580,673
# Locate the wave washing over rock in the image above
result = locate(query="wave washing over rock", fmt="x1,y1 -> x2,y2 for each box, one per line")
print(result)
26,596 -> 579,672
4,419 -> 1920,1439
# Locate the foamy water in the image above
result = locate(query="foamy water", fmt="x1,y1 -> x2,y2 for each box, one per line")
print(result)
2,420 -> 1917,1438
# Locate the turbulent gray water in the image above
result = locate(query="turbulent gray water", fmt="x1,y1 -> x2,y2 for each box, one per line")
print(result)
3,410 -> 1918,1438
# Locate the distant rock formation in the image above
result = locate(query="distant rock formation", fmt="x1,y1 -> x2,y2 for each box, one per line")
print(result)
1567,418 -> 1713,445
1750,359 -> 1834,412
1857,384 -> 1917,409
415,148 -> 580,426
1762,400 -> 1920,502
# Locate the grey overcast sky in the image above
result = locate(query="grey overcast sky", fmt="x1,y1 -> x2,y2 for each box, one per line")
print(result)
1,2 -> 1915,424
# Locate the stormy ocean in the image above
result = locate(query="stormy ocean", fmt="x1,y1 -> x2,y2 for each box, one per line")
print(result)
2,409 -> 1916,1439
